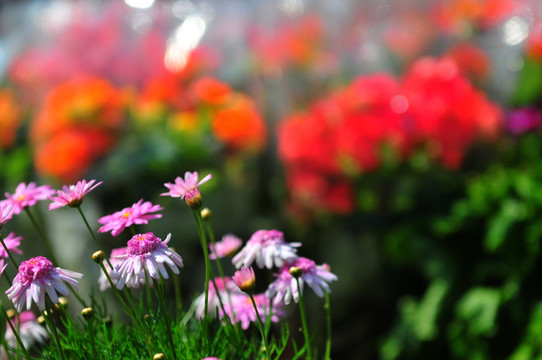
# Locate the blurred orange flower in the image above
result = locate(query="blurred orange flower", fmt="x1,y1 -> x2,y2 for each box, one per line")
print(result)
30,77 -> 125,182
0,89 -> 23,149
432,0 -> 516,34
34,129 -> 99,182
212,95 -> 267,153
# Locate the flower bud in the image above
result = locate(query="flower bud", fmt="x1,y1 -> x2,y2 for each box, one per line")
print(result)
153,353 -> 165,360
58,297 -> 68,309
81,307 -> 94,320
92,250 -> 105,263
185,188 -> 202,209
232,267 -> 256,293
6,309 -> 16,319
289,266 -> 303,279
200,208 -> 212,219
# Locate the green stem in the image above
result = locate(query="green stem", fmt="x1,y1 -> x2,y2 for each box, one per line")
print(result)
98,262 -> 142,329
87,317 -> 98,359
42,310 -> 66,360
153,278 -> 178,360
173,276 -> 182,321
24,208 -> 58,266
203,217 -> 241,342
295,278 -> 312,360
144,270 -> 153,312
0,234 -> 19,269
1,339 -> 13,360
248,294 -> 270,360
76,206 -> 113,268
204,222 -> 235,321
1,306 -> 32,360
192,209 -> 211,342
324,292 -> 332,360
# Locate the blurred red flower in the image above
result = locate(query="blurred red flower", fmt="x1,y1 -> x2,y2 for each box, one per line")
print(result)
401,56 -> 502,168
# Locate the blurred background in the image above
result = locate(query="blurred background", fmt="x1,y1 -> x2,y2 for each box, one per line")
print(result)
1,0 -> 542,358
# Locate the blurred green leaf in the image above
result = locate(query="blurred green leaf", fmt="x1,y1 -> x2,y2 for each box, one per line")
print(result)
485,198 -> 527,252
509,303 -> 542,360
455,287 -> 501,336
511,58 -> 542,106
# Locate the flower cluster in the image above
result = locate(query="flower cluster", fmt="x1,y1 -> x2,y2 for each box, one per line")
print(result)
134,70 -> 267,154
0,171 -> 337,358
196,228 -> 337,330
278,56 -> 502,214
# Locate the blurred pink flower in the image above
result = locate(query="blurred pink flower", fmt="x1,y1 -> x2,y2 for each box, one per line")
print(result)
2,182 -> 54,215
4,311 -> 48,351
209,234 -> 242,260
0,232 -> 23,258
98,199 -> 163,236
48,179 -> 102,210
232,230 -> 300,269
6,256 -> 83,311
506,108 -> 542,135
230,293 -> 284,330
98,247 -> 128,291
194,277 -> 240,319
111,233 -> 183,290
267,257 -> 337,305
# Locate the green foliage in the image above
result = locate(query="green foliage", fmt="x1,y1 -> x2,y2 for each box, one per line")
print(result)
379,133 -> 542,359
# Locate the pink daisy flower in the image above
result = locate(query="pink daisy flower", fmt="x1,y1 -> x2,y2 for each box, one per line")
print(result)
2,182 -> 54,215
266,257 -> 338,305
4,311 -> 48,350
6,256 -> 83,312
161,171 -> 212,208
232,230 -> 301,269
0,232 -> 23,258
48,179 -> 102,210
0,202 -> 14,228
111,232 -> 183,290
230,293 -> 284,330
98,247 -> 128,291
209,234 -> 242,260
202,358 -> 221,360
98,199 -> 163,236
